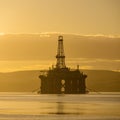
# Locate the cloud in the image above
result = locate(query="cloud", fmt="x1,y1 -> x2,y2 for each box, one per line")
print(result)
0,32 -> 120,38
39,32 -> 120,38
39,34 -> 50,38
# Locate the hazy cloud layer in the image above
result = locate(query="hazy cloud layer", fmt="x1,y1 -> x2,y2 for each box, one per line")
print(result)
0,33 -> 120,60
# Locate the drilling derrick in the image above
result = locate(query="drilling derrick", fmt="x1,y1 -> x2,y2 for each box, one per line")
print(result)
56,36 -> 66,68
39,36 -> 87,94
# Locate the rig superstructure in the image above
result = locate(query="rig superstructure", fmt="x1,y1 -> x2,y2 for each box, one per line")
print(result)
39,36 -> 87,94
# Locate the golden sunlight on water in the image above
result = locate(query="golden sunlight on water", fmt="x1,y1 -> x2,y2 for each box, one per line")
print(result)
0,93 -> 120,120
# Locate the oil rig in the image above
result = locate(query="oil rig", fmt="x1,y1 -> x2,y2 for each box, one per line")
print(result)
39,36 -> 87,94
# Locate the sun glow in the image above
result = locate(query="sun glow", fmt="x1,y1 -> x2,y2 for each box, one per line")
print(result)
0,33 -> 5,36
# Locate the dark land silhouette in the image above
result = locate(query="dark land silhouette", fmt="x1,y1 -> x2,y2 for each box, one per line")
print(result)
0,69 -> 120,92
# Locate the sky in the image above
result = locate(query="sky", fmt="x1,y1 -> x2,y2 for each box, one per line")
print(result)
0,0 -> 120,35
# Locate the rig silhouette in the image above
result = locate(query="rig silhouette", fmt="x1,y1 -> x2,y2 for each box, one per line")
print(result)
39,36 -> 87,94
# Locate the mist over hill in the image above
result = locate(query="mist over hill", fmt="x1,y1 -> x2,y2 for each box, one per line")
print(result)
0,33 -> 120,60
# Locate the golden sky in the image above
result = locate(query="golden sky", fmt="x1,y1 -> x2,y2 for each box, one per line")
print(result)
0,0 -> 120,35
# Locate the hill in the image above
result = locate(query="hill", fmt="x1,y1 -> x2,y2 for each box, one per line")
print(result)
83,70 -> 120,92
0,70 -> 120,92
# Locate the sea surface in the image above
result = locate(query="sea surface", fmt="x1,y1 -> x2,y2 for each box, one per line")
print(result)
0,92 -> 120,120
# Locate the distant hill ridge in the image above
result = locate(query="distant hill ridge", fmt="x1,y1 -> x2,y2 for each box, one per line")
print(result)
0,69 -> 120,92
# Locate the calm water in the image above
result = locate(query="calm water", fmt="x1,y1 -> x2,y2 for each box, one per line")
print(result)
0,92 -> 120,120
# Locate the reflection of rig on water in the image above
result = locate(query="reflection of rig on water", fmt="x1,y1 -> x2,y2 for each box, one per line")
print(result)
39,36 -> 87,94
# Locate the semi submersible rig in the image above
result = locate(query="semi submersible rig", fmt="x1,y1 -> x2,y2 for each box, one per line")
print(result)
39,36 -> 87,94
